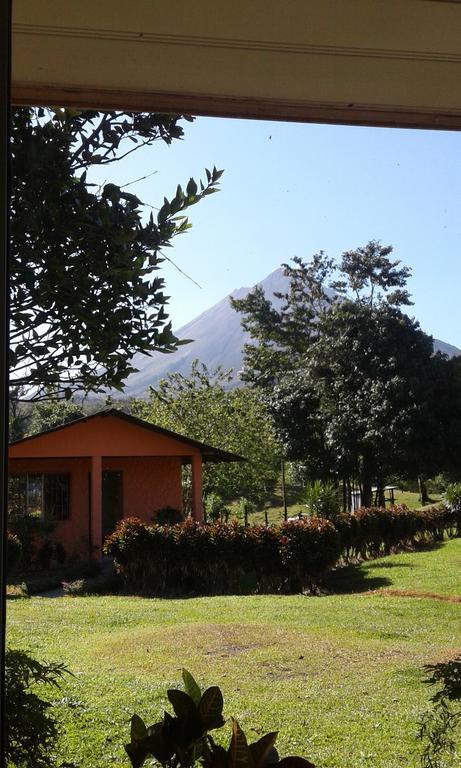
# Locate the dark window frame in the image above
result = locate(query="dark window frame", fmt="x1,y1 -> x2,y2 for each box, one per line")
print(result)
8,472 -> 70,521
43,473 -> 70,521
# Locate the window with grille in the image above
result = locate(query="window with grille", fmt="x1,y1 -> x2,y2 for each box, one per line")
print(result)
43,474 -> 70,520
8,473 -> 70,520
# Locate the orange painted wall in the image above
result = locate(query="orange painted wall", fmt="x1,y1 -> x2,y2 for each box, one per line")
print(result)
103,456 -> 182,523
9,454 -> 183,559
9,414 -> 202,459
9,457 -> 91,559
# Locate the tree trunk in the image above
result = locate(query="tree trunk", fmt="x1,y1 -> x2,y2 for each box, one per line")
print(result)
377,478 -> 386,508
361,458 -> 373,508
281,459 -> 288,522
418,476 -> 429,505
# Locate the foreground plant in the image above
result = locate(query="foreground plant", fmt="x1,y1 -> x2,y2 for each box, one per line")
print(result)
5,648 -> 70,768
126,669 -> 315,768
418,657 -> 461,768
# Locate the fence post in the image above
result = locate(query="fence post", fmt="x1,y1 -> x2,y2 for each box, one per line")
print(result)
281,459 -> 288,521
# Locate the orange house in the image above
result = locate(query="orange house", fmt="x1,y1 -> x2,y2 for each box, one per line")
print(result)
8,409 -> 243,560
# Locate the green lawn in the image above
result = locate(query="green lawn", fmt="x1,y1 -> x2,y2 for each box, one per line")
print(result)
6,539 -> 461,768
231,489 -> 444,526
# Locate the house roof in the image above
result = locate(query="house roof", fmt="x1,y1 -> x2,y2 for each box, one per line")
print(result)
9,408 -> 245,464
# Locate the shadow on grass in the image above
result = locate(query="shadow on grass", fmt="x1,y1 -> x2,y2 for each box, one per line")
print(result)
322,563 -> 393,594
323,540 -> 448,596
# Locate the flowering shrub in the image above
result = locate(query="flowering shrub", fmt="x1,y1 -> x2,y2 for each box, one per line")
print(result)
105,505 -> 454,596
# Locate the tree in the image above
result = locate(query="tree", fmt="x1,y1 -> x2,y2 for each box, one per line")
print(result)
27,397 -> 85,436
233,241 -> 449,507
424,354 -> 461,482
10,108 -> 223,400
131,361 -> 280,505
307,299 -> 435,506
231,253 -> 334,388
9,388 -> 30,442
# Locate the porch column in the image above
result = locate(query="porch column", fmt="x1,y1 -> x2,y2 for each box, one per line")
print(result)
191,453 -> 204,522
90,455 -> 102,558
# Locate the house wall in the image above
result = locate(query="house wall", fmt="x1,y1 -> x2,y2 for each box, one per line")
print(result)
8,455 -> 184,560
103,456 -> 183,524
9,457 -> 91,559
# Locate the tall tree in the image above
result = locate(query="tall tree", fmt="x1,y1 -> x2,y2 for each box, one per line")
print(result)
307,300 -> 434,506
231,253 -> 334,387
10,108 -> 222,400
132,360 -> 280,505
233,241 -> 448,507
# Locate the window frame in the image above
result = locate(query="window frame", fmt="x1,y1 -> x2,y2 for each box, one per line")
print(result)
8,472 -> 70,521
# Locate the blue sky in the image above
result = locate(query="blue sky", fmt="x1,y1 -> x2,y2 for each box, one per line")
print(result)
91,116 -> 461,347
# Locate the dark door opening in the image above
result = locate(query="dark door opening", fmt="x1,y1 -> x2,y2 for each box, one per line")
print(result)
102,470 -> 123,539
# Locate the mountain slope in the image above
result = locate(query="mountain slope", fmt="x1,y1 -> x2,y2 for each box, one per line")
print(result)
124,269 -> 460,395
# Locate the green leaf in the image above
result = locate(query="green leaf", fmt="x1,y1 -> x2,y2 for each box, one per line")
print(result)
205,740 -> 230,768
186,178 -> 198,196
198,686 -> 224,729
125,740 -> 149,768
249,732 -> 278,768
163,707 -> 204,751
182,669 -> 202,705
131,714 -> 148,744
146,721 -> 174,764
167,688 -> 197,719
228,719 -> 250,768
277,758 -> 316,768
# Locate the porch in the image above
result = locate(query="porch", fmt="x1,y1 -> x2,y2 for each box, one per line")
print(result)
8,409 -> 243,559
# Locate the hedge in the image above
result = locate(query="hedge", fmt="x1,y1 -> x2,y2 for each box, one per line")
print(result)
334,504 -> 453,560
104,504 -> 455,596
104,517 -> 341,595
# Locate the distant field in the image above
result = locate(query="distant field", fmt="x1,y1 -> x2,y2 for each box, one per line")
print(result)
6,538 -> 460,768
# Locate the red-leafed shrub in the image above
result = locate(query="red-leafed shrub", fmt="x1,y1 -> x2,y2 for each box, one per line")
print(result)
104,505 -> 454,596
104,517 -> 341,595
278,518 -> 341,592
334,504 -> 450,560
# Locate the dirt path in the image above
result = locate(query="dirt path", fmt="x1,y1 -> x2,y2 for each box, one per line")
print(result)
364,588 -> 461,604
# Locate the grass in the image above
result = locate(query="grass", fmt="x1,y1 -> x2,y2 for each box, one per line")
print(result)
6,538 -> 461,768
236,488 -> 444,526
